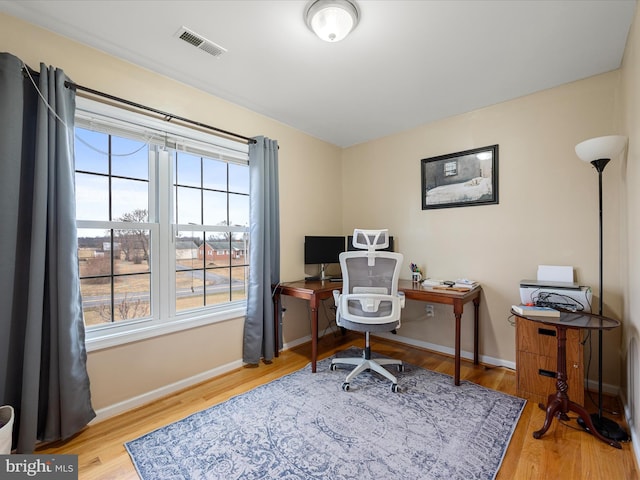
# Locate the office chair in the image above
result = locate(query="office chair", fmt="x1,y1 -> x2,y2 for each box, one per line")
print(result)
331,229 -> 405,392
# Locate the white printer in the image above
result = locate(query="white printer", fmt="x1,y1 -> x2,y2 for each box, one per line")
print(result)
519,265 -> 593,313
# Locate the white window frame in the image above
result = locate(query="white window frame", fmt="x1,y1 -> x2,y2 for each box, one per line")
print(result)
75,97 -> 250,352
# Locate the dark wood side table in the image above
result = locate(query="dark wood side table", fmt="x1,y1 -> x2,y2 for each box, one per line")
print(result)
273,279 -> 481,385
512,309 -> 622,449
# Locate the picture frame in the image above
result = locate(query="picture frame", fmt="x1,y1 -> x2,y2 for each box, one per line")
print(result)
421,144 -> 499,210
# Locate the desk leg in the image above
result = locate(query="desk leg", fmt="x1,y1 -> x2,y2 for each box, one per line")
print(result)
473,296 -> 480,365
454,301 -> 463,386
310,298 -> 319,373
273,292 -> 280,358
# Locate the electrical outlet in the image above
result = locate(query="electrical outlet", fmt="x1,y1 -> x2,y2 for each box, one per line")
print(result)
425,304 -> 435,317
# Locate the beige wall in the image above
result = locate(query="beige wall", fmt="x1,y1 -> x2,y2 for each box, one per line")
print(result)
0,13 -> 342,413
620,1 -> 640,453
341,72 -> 623,384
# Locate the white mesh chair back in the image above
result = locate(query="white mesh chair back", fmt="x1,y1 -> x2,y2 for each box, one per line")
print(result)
335,229 -> 404,328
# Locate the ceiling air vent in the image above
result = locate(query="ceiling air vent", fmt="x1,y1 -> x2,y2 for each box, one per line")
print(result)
175,26 -> 227,58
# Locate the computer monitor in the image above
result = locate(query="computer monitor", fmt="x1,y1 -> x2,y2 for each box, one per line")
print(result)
304,235 -> 345,280
347,235 -> 394,252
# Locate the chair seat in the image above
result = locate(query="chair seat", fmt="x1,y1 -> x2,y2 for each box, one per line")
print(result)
338,318 -> 399,333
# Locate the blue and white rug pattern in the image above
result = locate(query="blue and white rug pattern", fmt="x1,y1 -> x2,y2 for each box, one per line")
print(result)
125,350 -> 525,480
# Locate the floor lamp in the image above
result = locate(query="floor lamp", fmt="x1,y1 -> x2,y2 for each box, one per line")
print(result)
574,134 -> 629,442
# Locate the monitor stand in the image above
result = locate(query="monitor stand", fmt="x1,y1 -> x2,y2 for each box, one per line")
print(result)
305,263 -> 331,282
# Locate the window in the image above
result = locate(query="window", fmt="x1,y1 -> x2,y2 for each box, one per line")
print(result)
74,98 -> 250,350
444,160 -> 457,177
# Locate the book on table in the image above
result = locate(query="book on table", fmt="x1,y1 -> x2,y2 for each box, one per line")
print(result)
512,305 -> 560,317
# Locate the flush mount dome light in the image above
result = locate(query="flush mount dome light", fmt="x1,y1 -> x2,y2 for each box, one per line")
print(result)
305,0 -> 360,42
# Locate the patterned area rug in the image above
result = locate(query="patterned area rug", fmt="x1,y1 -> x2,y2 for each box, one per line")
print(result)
125,349 -> 525,480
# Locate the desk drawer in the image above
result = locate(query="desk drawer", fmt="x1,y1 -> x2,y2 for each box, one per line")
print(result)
516,351 -> 584,406
515,315 -> 584,406
516,316 -> 581,357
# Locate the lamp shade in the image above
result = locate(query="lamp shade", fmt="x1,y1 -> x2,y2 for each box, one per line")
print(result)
305,0 -> 359,42
575,135 -> 627,162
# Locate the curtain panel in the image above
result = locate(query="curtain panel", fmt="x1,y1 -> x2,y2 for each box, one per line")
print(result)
243,136 -> 280,365
0,52 -> 95,453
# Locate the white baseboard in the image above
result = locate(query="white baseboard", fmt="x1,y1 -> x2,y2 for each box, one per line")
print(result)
90,359 -> 244,424
373,332 -> 516,370
281,335 -> 311,351
620,390 -> 639,468
93,336 -> 313,424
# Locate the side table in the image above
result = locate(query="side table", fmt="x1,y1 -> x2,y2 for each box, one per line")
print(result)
512,309 -> 622,449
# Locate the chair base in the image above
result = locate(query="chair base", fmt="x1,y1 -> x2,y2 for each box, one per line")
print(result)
331,352 -> 403,391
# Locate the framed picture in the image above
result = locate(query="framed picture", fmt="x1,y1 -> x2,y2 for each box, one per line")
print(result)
421,144 -> 499,210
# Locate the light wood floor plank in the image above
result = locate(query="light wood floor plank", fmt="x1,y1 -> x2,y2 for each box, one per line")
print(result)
37,333 -> 639,480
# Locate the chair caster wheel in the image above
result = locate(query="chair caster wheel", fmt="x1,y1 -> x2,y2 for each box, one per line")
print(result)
397,364 -> 404,372
330,364 -> 337,371
342,382 -> 350,391
391,384 -> 399,393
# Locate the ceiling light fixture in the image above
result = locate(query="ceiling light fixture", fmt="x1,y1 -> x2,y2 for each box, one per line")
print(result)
305,0 -> 360,42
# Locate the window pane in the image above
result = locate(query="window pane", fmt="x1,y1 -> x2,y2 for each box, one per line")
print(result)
231,266 -> 248,301
75,128 -> 108,174
80,278 -> 112,327
206,267 -> 231,305
175,231 -> 204,313
176,235 -> 202,269
175,152 -> 201,187
113,274 -> 151,321
203,157 -> 227,191
205,234 -> 230,267
203,190 -> 227,226
231,235 -> 249,266
76,173 -> 109,221
176,186 -> 202,225
176,271 -> 205,312
229,163 -> 249,194
114,229 -> 150,270
111,136 -> 149,180
112,178 -> 149,220
229,193 -> 249,227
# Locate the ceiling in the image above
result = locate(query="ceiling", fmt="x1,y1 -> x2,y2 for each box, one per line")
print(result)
0,0 -> 636,147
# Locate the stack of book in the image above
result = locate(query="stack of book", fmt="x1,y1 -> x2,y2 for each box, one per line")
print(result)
454,278 -> 479,288
421,278 -> 480,288
511,305 -> 560,317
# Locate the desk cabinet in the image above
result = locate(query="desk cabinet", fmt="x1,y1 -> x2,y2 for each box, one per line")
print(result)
515,315 -> 584,406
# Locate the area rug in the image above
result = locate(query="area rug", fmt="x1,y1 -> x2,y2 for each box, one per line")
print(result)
125,349 -> 525,480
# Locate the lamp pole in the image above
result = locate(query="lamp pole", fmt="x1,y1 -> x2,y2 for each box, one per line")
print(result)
592,158 -> 609,422
579,158 -> 628,441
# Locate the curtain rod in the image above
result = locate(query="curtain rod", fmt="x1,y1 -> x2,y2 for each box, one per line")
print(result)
22,66 -> 256,145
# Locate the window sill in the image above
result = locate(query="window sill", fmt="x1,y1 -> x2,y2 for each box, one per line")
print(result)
85,305 -> 247,352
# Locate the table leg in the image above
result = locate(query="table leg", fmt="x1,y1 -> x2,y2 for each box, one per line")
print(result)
454,301 -> 463,386
473,296 -> 480,365
310,299 -> 319,373
532,325 -> 622,449
273,291 -> 280,358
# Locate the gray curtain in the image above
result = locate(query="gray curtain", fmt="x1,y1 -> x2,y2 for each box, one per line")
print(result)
0,52 -> 95,453
243,136 -> 280,365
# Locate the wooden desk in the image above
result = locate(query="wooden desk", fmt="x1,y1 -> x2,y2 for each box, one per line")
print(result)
272,279 -> 481,385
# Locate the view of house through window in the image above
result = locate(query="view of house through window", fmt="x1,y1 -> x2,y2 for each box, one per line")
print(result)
74,102 -> 250,338
173,151 -> 250,312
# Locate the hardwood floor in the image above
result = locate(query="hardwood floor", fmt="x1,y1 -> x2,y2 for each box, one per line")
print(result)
38,332 -> 639,479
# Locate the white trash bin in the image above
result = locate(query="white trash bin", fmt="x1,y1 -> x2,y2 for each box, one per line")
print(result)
0,405 -> 14,454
